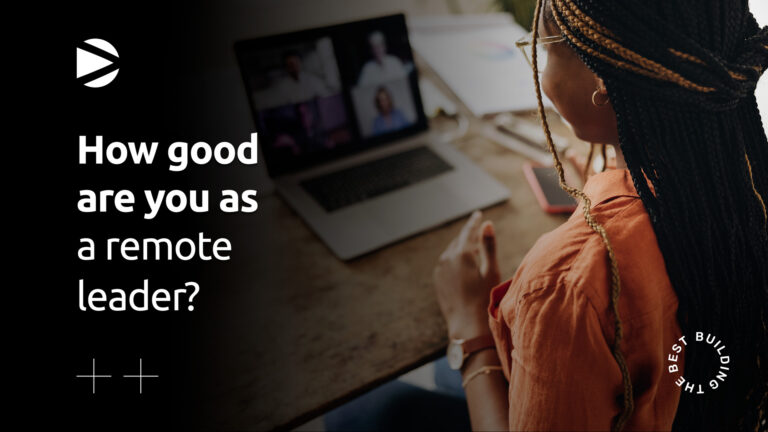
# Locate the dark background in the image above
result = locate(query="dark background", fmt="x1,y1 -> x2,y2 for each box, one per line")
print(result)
39,1 -> 231,428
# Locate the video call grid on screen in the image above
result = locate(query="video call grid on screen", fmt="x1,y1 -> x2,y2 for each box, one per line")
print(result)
235,14 -> 428,177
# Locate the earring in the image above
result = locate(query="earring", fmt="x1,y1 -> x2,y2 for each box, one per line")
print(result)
592,88 -> 609,106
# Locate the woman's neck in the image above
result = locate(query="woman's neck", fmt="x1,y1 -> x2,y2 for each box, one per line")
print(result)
614,145 -> 627,169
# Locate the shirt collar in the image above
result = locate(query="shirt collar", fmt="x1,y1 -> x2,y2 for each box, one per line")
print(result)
582,169 -> 640,207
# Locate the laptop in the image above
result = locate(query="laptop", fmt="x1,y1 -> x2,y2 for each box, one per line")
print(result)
235,13 -> 509,260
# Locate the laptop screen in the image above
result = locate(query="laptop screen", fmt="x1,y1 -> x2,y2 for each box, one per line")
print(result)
235,14 -> 428,177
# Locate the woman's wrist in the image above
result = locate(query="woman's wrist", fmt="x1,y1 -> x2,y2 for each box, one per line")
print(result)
447,310 -> 491,340
463,348 -> 501,369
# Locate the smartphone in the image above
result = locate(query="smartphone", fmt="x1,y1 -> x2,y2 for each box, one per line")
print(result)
523,162 -> 578,213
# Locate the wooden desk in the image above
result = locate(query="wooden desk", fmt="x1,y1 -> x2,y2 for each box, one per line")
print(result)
202,50 -> 581,432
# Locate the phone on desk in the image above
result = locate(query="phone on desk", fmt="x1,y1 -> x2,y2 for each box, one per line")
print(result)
523,162 -> 578,214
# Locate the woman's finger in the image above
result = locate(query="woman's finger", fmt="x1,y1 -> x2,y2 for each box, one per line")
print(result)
480,220 -> 500,279
457,210 -> 483,248
440,236 -> 458,260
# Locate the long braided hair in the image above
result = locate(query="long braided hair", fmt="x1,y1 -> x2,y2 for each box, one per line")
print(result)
530,0 -> 768,430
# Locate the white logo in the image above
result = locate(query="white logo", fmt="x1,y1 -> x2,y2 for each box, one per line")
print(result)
667,331 -> 730,395
76,39 -> 119,88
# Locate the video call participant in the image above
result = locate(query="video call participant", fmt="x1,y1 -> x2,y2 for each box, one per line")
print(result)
371,86 -> 410,135
357,31 -> 407,86
273,49 -> 332,105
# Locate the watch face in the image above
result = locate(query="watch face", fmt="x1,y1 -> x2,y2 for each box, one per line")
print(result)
447,341 -> 464,370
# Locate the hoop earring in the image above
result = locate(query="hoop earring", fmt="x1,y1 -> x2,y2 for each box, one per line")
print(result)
592,89 -> 609,106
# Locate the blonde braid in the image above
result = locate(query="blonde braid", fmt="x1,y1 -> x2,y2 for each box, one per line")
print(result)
549,0 -> 703,89
745,152 -> 768,226
531,1 -> 634,430
560,0 -> 615,38
669,48 -> 706,65
553,0 -> 716,92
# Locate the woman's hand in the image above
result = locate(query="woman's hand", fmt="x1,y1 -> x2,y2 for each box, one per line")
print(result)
433,210 -> 501,340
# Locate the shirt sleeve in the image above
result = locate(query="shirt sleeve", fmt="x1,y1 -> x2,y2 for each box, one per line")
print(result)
505,279 -> 624,431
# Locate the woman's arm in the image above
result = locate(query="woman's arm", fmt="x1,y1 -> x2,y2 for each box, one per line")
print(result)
462,349 -> 509,431
434,210 -> 509,431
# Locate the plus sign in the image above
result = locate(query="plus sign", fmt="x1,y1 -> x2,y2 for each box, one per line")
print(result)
123,358 -> 159,394
76,358 -> 111,394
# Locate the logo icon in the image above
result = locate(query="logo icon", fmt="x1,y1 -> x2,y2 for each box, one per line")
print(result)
667,331 -> 730,395
76,39 -> 119,88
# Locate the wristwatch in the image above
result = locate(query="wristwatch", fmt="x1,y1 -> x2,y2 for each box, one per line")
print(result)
446,334 -> 496,370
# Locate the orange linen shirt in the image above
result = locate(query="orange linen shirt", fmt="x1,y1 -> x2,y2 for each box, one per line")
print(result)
488,168 -> 684,431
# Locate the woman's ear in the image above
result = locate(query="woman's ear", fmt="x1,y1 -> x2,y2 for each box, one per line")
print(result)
595,76 -> 608,94
591,76 -> 611,107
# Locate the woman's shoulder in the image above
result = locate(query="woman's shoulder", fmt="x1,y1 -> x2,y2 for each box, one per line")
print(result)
490,193 -> 677,358
501,190 -> 677,334
513,194 -> 647,288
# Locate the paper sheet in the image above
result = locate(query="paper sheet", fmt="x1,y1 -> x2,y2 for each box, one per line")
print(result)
411,25 -> 553,116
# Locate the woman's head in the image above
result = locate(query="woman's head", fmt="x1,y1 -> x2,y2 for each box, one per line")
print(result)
536,1 -> 618,144
529,0 -> 768,431
374,86 -> 393,114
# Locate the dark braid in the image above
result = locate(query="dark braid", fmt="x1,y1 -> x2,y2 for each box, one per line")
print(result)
533,0 -> 768,430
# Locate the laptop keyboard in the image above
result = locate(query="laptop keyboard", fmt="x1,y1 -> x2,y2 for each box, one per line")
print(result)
301,146 -> 453,212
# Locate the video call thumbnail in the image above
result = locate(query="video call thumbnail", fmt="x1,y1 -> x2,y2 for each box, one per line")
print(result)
247,37 -> 352,160
237,14 -> 424,176
347,29 -> 417,138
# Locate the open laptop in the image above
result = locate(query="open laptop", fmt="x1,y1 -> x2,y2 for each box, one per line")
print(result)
235,13 -> 509,260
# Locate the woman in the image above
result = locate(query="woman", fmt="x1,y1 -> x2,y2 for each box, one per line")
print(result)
434,0 -> 767,431
371,85 -> 411,135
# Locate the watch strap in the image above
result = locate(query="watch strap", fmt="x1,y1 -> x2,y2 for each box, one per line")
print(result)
462,334 -> 496,356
